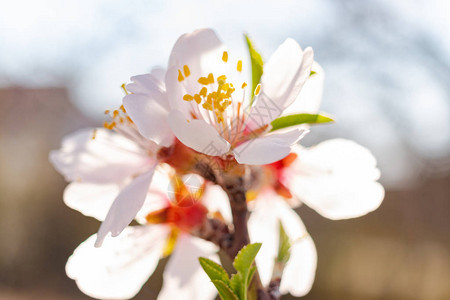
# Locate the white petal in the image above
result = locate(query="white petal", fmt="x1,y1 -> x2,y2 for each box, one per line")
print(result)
246,40 -> 314,128
135,167 -> 172,223
49,128 -> 151,184
233,128 -> 308,165
168,110 -> 230,155
166,29 -> 225,116
123,93 -> 174,147
66,225 -> 169,300
279,236 -> 317,297
281,61 -> 325,115
126,72 -> 167,109
248,192 -> 316,292
63,182 -> 120,221
158,234 -> 219,300
168,28 -> 225,81
288,139 -> 385,219
96,168 -> 156,247
202,184 -> 233,224
248,196 -> 278,286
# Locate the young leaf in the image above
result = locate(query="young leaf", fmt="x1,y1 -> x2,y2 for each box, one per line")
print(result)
199,257 -> 230,284
244,34 -> 264,104
276,221 -> 291,264
270,113 -> 334,132
247,266 -> 257,286
233,243 -> 262,275
232,243 -> 262,300
230,273 -> 245,300
212,280 -> 239,300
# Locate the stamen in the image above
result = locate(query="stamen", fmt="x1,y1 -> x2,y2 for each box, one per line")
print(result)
198,77 -> 209,85
237,60 -> 242,72
241,82 -> 247,89
104,109 -> 110,115
91,129 -> 97,140
121,83 -> 129,95
120,104 -> 126,113
207,73 -> 214,84
183,65 -> 190,77
217,75 -> 227,84
222,51 -> 228,62
194,94 -> 201,104
178,70 -> 184,82
255,83 -> 261,96
199,87 -> 207,97
183,94 -> 193,101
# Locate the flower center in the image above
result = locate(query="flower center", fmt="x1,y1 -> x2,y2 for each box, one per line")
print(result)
145,175 -> 208,232
177,51 -> 260,127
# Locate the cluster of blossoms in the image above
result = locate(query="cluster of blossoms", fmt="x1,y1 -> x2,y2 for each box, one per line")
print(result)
50,29 -> 384,299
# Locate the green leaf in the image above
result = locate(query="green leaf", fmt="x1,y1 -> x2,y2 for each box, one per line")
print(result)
233,243 -> 262,275
246,266 -> 257,287
244,34 -> 264,104
230,272 -> 245,300
232,243 -> 262,300
212,280 -> 239,300
199,257 -> 230,284
270,113 -> 334,132
276,221 -> 291,264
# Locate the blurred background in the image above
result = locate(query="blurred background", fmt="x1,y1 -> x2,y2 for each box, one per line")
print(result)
0,0 -> 449,299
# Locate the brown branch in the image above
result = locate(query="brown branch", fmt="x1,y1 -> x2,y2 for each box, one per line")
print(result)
220,175 -> 272,300
192,217 -> 233,251
266,278 -> 281,300
192,160 -> 273,299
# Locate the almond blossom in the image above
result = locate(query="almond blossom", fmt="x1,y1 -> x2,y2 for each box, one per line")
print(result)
49,115 -> 191,246
65,175 -> 222,300
124,28 -> 314,165
245,140 -> 384,297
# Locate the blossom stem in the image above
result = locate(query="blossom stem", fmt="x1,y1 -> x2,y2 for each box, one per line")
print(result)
220,175 -> 273,300
192,161 -> 274,299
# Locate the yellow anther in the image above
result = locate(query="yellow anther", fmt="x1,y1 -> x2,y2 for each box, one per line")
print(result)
202,101 -> 212,110
217,75 -> 227,84
126,116 -> 133,123
198,77 -> 209,85
194,94 -> 202,104
104,109 -> 110,115
255,83 -> 261,96
207,73 -> 214,84
183,94 -> 193,101
120,105 -> 126,113
222,51 -> 228,62
113,110 -> 119,118
119,117 -> 124,124
237,60 -> 242,72
199,87 -> 207,97
178,70 -> 184,82
241,82 -> 247,89
183,65 -> 190,77
121,83 -> 129,95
